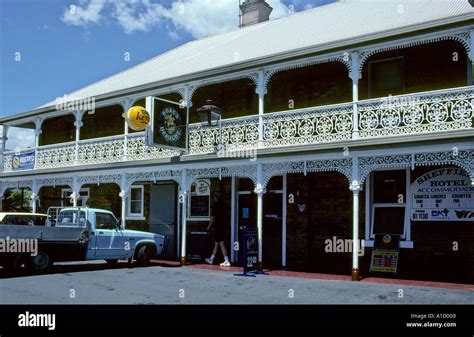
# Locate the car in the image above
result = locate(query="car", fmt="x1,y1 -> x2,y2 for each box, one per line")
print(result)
0,212 -> 49,226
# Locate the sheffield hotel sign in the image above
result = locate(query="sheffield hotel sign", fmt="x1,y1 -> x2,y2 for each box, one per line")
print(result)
411,168 -> 474,221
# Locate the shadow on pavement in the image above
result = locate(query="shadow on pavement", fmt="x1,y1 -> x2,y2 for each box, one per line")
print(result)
0,259 -> 181,279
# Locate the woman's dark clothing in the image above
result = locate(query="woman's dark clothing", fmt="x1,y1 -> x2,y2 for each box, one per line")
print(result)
211,200 -> 228,242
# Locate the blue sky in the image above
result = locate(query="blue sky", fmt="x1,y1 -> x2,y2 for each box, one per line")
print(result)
0,0 -> 335,117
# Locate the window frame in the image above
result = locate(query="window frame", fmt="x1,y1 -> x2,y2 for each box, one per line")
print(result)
370,203 -> 407,239
368,56 -> 405,99
126,185 -> 145,220
61,188 -> 90,207
365,168 -> 413,248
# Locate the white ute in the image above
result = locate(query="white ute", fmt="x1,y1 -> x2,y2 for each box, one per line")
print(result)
0,207 -> 167,273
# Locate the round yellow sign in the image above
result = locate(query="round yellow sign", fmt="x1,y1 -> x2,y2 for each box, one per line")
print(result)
126,106 -> 150,131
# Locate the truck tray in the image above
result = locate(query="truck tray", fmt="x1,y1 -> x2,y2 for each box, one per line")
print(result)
0,225 -> 87,242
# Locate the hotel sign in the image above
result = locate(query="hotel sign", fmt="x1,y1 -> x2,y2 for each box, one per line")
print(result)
153,106 -> 186,150
411,168 -> 474,221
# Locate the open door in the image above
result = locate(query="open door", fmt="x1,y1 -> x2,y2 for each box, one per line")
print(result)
149,182 -> 177,258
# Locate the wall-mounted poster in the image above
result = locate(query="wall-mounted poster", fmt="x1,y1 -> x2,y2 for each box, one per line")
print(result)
12,150 -> 35,171
411,168 -> 474,221
188,179 -> 211,218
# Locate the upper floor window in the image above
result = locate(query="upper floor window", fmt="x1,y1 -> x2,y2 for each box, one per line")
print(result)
368,57 -> 404,98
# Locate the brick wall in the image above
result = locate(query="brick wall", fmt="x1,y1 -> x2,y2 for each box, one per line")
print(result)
403,166 -> 473,283
361,166 -> 474,284
286,172 -> 366,275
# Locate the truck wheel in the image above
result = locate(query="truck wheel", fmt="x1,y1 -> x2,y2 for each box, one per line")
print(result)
31,251 -> 52,271
2,255 -> 25,275
136,246 -> 154,267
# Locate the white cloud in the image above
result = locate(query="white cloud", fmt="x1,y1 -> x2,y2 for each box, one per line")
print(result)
61,0 -> 106,26
111,0 -> 166,34
60,0 -> 296,38
164,0 -> 291,39
3,127 -> 35,151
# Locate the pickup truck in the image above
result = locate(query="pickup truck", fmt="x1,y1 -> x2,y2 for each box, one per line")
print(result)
0,207 -> 167,273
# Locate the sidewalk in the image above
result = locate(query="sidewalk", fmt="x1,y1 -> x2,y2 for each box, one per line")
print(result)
170,261 -> 474,292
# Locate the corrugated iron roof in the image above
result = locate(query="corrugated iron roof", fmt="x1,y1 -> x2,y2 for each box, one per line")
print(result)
35,0 -> 474,108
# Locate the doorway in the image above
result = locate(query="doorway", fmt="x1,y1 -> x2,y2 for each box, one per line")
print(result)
263,184 -> 283,270
149,182 -> 177,258
235,176 -> 285,270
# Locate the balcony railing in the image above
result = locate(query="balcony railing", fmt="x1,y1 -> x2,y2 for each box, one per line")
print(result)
2,86 -> 473,172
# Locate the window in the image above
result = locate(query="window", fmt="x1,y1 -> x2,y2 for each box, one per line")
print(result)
369,169 -> 410,241
127,185 -> 144,219
96,212 -> 117,230
57,210 -> 87,227
372,205 -> 405,236
368,57 -> 404,98
373,170 -> 406,203
188,179 -> 211,219
61,188 -> 90,206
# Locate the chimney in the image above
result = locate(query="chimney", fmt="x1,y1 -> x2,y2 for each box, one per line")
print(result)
239,0 -> 273,27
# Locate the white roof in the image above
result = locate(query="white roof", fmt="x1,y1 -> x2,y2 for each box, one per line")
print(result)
38,0 -> 474,109
0,213 -> 48,221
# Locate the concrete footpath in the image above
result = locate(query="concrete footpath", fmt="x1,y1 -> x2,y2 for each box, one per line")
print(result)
0,261 -> 472,304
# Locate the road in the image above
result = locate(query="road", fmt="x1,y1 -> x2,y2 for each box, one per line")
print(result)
0,261 -> 473,304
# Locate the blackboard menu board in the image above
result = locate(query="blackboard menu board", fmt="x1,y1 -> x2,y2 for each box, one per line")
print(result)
189,195 -> 210,218
370,234 -> 401,273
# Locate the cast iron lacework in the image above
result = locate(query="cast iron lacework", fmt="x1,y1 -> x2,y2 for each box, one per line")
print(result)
358,151 -> 474,184
358,87 -> 474,138
127,133 -> 181,159
262,158 -> 353,187
33,177 -> 74,193
186,165 -> 258,189
358,155 -> 412,184
126,170 -> 182,190
77,174 -> 122,188
262,103 -> 353,147
36,142 -> 76,169
357,31 -> 473,74
188,116 -> 260,155
414,151 -> 474,181
0,179 -> 34,194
